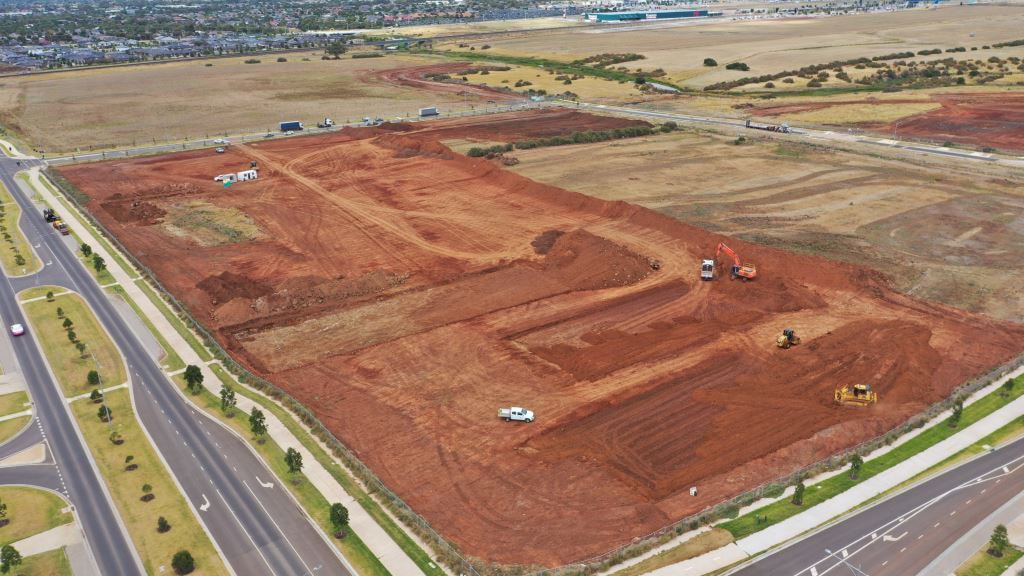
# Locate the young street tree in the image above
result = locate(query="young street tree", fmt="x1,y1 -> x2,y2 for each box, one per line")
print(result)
67,328 -> 77,343
949,397 -> 964,428
89,389 -> 103,403
158,516 -> 171,533
62,317 -> 73,330
172,550 -> 195,575
0,544 -> 21,574
285,447 -> 303,474
0,499 -> 7,524
330,503 -> 349,537
56,306 -> 64,318
76,341 -> 87,357
989,524 -> 1009,557
87,370 -> 101,386
220,385 -> 237,415
80,243 -> 92,257
92,253 -> 106,272
97,404 -> 112,422
249,407 -> 267,439
183,365 -> 204,395
849,454 -> 864,480
791,480 -> 805,506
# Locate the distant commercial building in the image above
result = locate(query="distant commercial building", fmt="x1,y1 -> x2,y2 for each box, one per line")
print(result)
585,9 -> 715,21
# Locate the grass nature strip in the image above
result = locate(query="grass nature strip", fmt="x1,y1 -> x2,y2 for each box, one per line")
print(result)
722,376 -> 1024,539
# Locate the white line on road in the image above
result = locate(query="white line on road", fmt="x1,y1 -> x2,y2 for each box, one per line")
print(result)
242,480 -> 315,576
256,476 -> 274,489
199,494 -> 210,512
882,531 -> 907,542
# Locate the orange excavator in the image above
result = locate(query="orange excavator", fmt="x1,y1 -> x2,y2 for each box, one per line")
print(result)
715,242 -> 757,281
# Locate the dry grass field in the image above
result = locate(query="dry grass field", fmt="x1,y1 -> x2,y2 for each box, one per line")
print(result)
508,129 -> 1024,322
0,53 -> 500,152
441,5 -> 1024,88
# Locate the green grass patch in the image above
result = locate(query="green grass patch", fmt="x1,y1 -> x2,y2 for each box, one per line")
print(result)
424,49 -> 683,90
70,388 -> 228,576
0,181 -> 42,276
17,547 -> 73,576
18,287 -> 68,302
611,528 -> 734,576
956,545 -> 1023,576
0,390 -> 29,417
0,415 -> 30,446
723,376 -> 1024,539
210,364 -> 444,576
135,280 -> 212,362
0,486 -> 73,547
21,288 -> 126,397
173,374 -> 391,576
107,285 -> 185,372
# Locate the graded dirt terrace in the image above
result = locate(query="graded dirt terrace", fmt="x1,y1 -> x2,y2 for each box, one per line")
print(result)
59,109 -> 1023,567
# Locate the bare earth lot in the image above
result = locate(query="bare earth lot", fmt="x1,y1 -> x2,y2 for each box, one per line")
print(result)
58,110 -> 1023,567
509,129 -> 1024,323
0,53 -> 507,152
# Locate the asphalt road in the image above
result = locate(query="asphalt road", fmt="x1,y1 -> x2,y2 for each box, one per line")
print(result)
1,158 -> 354,576
0,161 -> 142,574
730,434 -> 1024,576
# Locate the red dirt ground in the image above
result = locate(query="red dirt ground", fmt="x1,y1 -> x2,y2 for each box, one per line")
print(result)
753,93 -> 1024,152
363,61 -> 521,101
58,109 -> 1024,567
876,93 -> 1024,152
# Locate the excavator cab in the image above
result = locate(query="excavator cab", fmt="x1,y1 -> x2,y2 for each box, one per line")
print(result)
835,384 -> 878,406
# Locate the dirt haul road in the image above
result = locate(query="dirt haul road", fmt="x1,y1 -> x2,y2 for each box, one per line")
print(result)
58,109 -> 1024,567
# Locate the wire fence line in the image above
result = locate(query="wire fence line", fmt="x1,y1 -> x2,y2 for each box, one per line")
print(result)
42,166 -> 1024,576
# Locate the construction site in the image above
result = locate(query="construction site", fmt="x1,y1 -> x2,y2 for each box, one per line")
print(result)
57,109 -> 1024,567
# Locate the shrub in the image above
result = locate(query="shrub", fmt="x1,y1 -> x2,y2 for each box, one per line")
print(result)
764,82 -> 775,88
466,148 -> 487,157
725,62 -> 750,71
172,550 -> 195,575
807,79 -> 822,87
703,58 -> 718,67
782,77 -> 794,84
762,484 -> 785,499
276,57 -> 287,62
243,59 -> 261,64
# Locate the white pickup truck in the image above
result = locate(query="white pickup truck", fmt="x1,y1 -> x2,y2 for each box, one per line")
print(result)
498,407 -> 534,423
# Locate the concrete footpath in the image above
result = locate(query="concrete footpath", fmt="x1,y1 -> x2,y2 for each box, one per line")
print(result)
643,364 -> 1024,575
23,168 -> 431,575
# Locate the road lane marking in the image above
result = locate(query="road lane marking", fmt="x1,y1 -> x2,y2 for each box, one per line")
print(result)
199,494 -> 210,512
256,476 -> 274,489
810,568 -> 818,576
242,480 -> 315,576
883,532 -> 906,542
950,510 -> 956,516
900,547 -> 906,553
1004,466 -> 1010,474
934,522 -> 941,528
966,499 -> 972,505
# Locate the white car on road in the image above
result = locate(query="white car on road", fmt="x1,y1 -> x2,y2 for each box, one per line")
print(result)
9,323 -> 24,336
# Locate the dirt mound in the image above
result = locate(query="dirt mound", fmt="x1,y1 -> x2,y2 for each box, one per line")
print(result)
101,200 -> 166,225
197,271 -> 273,304
542,228 -> 652,291
531,229 -> 565,254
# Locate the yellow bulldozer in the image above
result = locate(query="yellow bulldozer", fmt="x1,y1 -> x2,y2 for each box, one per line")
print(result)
835,384 -> 878,407
776,328 -> 801,349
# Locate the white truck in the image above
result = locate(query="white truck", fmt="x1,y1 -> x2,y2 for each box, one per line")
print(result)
700,259 -> 715,280
498,407 -> 534,423
419,107 -> 439,118
317,118 -> 335,128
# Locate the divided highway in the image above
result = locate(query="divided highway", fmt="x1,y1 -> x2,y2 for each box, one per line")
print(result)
0,157 -> 142,574
729,434 -> 1024,576
0,157 -> 354,576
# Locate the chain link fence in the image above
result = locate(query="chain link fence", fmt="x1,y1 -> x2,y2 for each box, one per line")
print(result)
43,165 -> 1024,576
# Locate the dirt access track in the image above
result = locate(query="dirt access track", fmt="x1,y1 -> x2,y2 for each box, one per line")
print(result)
59,109 -> 1023,567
